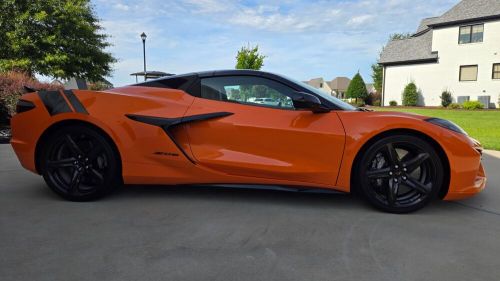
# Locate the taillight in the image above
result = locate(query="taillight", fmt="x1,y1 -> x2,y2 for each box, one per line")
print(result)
16,100 -> 36,114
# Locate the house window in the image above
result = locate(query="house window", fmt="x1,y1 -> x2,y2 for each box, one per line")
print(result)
493,64 -> 500,79
459,24 -> 484,44
459,65 -> 478,81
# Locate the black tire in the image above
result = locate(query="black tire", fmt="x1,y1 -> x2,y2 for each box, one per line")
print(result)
356,135 -> 444,213
40,125 -> 121,201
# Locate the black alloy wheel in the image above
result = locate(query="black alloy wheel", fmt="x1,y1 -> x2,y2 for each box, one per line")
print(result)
41,125 -> 121,201
357,135 -> 444,213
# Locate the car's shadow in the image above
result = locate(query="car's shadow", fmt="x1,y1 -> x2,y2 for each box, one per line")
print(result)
30,182 -> 456,214
114,184 -> 371,211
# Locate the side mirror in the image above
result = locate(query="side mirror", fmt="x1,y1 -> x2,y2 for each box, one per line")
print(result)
291,92 -> 330,113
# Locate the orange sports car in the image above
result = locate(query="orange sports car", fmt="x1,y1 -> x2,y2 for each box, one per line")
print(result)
10,70 -> 486,213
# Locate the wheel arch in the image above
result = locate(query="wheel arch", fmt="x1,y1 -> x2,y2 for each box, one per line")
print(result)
350,128 -> 450,199
35,119 -> 123,180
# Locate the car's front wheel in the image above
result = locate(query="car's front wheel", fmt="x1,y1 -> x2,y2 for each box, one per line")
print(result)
40,125 -> 121,201
356,135 -> 444,213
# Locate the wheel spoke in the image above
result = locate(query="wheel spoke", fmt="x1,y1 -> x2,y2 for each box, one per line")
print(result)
404,177 -> 431,194
366,167 -> 391,179
65,134 -> 84,156
402,153 -> 429,173
89,168 -> 104,184
385,143 -> 400,165
387,181 -> 399,206
87,146 -> 103,162
68,169 -> 83,194
47,158 -> 76,169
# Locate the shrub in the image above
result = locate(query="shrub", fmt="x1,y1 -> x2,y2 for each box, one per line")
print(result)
402,82 -> 418,106
365,92 -> 381,106
462,101 -> 484,110
350,101 -> 365,107
372,100 -> 381,107
0,72 -> 63,122
449,103 -> 461,109
389,100 -> 398,106
0,103 -> 9,125
440,90 -> 453,107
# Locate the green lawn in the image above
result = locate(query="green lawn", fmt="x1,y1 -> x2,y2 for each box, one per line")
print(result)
373,107 -> 500,151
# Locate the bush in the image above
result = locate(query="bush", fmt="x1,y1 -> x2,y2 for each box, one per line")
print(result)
365,92 -> 381,106
440,90 -> 453,107
449,103 -> 461,109
0,72 -> 62,122
350,101 -> 365,107
462,101 -> 484,110
402,82 -> 418,106
372,100 -> 381,107
389,100 -> 398,106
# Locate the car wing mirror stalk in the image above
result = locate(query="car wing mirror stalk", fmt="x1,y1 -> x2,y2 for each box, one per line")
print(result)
291,92 -> 330,113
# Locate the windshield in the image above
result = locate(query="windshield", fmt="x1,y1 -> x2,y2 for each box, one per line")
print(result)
282,75 -> 357,111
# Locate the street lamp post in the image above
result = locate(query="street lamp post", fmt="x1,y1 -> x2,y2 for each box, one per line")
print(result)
141,32 -> 147,81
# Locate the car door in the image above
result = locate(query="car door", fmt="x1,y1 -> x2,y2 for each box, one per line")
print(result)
183,75 -> 346,185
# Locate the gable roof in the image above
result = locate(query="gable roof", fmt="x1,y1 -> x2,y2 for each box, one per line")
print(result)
379,30 -> 438,65
379,0 -> 499,66
329,77 -> 351,91
306,77 -> 326,88
416,17 -> 440,33
429,0 -> 500,27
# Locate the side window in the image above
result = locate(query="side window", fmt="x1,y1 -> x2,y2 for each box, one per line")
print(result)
459,24 -> 484,44
200,76 -> 295,109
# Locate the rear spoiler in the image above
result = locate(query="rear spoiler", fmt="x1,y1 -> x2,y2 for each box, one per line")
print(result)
23,86 -> 37,93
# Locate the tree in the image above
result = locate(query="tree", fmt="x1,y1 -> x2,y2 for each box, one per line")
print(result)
346,73 -> 368,103
235,44 -> 266,70
389,33 -> 412,41
0,0 -> 116,81
371,63 -> 383,94
402,82 -> 419,106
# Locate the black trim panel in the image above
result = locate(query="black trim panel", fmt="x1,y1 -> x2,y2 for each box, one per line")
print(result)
125,112 -> 234,163
16,99 -> 36,114
38,91 -> 72,116
63,90 -> 89,114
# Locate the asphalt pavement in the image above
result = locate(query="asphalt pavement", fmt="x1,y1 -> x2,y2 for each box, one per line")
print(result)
1,144 -> 499,281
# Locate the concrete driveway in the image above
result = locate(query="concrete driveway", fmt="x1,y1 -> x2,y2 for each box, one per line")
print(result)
1,144 -> 499,281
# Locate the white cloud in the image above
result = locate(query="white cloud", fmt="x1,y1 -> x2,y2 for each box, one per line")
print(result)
113,3 -> 130,11
182,0 -> 231,13
347,15 -> 374,27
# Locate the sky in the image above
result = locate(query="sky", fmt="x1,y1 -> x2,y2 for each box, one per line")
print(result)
93,0 -> 460,86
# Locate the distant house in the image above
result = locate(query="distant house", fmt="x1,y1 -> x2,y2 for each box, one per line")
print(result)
365,83 -> 377,95
329,77 -> 351,98
304,77 -> 333,94
379,0 -> 500,108
304,76 -> 352,98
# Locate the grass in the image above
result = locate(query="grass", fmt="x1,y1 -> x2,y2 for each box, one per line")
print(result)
373,107 -> 500,151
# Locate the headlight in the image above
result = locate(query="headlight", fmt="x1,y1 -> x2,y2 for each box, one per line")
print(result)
425,118 -> 467,135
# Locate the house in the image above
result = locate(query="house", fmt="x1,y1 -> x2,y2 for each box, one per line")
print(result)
304,77 -> 333,94
329,77 -> 351,98
365,83 -> 376,95
304,76 -> 353,98
379,0 -> 500,108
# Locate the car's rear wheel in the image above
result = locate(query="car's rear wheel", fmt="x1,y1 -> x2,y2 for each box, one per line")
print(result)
356,135 -> 444,213
40,125 -> 121,201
